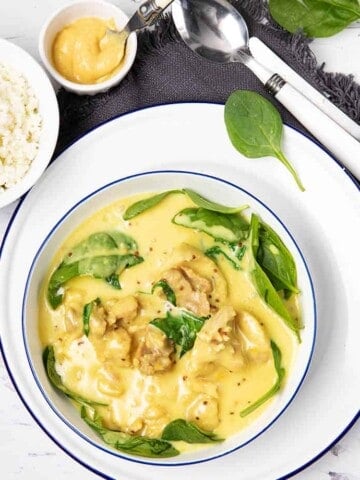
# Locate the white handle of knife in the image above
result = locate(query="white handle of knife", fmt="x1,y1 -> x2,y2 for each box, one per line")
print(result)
274,81 -> 360,179
249,37 -> 360,141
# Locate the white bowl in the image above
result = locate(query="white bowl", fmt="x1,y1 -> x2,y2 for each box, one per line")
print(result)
22,171 -> 316,466
39,0 -> 138,95
0,39 -> 59,209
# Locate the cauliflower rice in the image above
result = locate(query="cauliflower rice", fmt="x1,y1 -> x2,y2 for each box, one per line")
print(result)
0,62 -> 42,192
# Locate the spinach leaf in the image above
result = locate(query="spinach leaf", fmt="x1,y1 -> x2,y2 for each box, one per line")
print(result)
82,298 -> 101,337
230,242 -> 247,261
123,190 -> 183,220
81,407 -> 179,458
123,188 -> 248,220
269,0 -> 360,38
43,346 -> 106,407
105,273 -> 121,289
83,303 -> 92,337
47,262 -> 79,308
151,310 -> 208,357
257,222 -> 299,294
62,231 -> 137,265
252,265 -> 300,339
205,245 -> 241,270
173,208 -> 249,243
152,280 -> 177,305
183,189 -> 248,214
224,90 -> 305,191
48,254 -> 143,308
240,340 -> 285,417
161,419 -> 223,443
249,215 -> 301,340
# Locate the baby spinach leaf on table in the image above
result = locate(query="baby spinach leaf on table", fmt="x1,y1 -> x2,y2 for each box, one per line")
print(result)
240,340 -> 285,417
123,190 -> 183,220
161,419 -> 223,443
224,90 -> 305,191
43,346 -> 106,407
257,222 -> 299,294
81,407 -> 179,457
249,215 -> 301,340
82,298 -> 101,336
173,208 -> 249,243
47,254 -> 143,308
151,310 -> 208,357
152,280 -> 177,305
269,0 -> 360,38
62,231 -> 138,265
183,188 -> 248,214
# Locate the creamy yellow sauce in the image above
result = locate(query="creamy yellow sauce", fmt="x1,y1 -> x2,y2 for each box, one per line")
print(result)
52,17 -> 127,84
39,192 -> 299,455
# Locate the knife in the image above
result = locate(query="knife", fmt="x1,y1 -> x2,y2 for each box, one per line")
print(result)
249,37 -> 360,141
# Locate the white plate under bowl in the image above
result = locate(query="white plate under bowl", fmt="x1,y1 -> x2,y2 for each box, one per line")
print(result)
0,39 -> 59,208
1,103 -> 359,479
22,170 -> 316,466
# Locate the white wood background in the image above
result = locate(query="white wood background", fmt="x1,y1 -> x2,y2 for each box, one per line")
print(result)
0,1 -> 359,479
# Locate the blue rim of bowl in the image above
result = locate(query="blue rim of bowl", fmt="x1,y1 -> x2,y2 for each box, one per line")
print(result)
21,169 -> 316,467
0,101 -> 358,479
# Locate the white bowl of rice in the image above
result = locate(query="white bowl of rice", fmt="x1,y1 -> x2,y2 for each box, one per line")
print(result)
0,39 -> 59,209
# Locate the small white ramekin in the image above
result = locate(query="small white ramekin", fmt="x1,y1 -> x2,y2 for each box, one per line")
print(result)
39,0 -> 137,95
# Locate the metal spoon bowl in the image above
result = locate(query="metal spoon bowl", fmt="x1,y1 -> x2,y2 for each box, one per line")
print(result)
172,0 -> 249,63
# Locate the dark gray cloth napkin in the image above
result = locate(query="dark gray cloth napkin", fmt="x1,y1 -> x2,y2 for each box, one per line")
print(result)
55,0 -> 360,158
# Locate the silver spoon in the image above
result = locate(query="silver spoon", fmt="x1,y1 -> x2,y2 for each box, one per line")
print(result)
101,1 -> 175,51
107,0 -> 174,37
172,0 -> 360,179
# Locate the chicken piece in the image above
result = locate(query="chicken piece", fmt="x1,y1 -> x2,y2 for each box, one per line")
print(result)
63,289 -> 84,334
89,304 -> 107,336
64,306 -> 80,333
215,344 -> 245,372
142,406 -> 170,438
133,325 -> 174,375
63,288 -> 84,308
236,311 -> 271,363
190,306 -> 245,374
162,268 -> 192,298
180,265 -> 212,293
106,410 -> 144,434
125,417 -> 144,435
198,306 -> 235,348
104,296 -> 138,327
162,267 -> 210,316
97,364 -> 125,397
186,393 -> 220,431
164,244 -> 229,309
99,327 -> 132,366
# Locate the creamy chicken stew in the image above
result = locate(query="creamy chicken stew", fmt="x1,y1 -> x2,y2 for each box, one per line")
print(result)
39,189 -> 302,458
